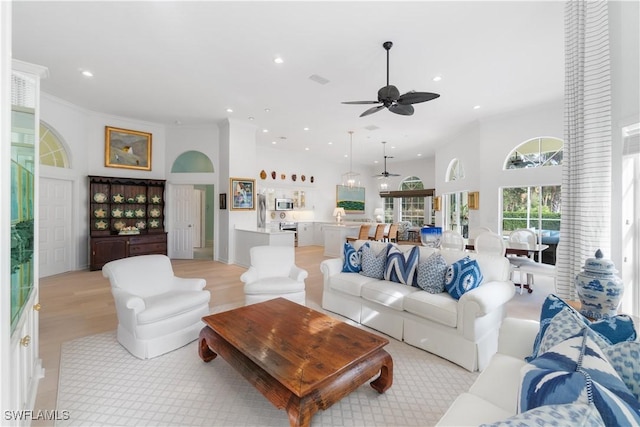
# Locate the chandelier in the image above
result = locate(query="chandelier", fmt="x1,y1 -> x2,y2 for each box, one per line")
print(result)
342,131 -> 360,188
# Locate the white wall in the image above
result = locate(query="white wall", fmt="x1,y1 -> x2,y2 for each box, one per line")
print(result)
435,99 -> 564,232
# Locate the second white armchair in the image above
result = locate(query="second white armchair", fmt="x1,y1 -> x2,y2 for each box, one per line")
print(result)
240,245 -> 308,306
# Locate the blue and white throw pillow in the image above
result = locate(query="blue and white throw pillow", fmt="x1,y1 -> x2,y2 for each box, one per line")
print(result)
526,294 -> 637,362
604,341 -> 640,400
416,253 -> 448,293
520,328 -> 640,426
384,245 -> 420,286
444,256 -> 483,300
359,243 -> 388,280
480,403 -> 604,427
341,242 -> 365,273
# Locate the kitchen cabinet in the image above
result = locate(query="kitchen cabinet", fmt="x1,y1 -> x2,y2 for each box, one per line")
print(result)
88,175 -> 167,270
297,222 -> 314,247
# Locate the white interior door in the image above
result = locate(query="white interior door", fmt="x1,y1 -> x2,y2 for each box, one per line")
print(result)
170,184 -> 194,259
192,189 -> 203,248
39,177 -> 72,277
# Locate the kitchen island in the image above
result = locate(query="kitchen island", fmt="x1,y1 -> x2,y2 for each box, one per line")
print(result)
322,224 -> 362,257
235,226 -> 295,267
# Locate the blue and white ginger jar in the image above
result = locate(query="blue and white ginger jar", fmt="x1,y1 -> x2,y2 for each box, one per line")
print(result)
575,249 -> 624,319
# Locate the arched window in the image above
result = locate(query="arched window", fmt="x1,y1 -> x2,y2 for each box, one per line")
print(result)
171,150 -> 214,173
446,158 -> 465,182
504,137 -> 563,169
39,121 -> 70,168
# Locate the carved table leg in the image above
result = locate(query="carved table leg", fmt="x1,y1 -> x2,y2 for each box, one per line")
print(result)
370,350 -> 393,393
198,327 -> 218,362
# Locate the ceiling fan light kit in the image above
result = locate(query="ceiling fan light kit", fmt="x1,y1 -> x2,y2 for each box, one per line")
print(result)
342,41 -> 440,117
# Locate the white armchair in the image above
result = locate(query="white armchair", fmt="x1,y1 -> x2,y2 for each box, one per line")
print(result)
240,246 -> 308,306
102,254 -> 210,359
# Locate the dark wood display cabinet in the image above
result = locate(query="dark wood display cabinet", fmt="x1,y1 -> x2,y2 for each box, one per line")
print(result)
89,175 -> 167,270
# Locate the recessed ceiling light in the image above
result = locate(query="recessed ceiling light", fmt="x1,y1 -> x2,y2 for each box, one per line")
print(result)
374,160 -> 379,164
262,129 -> 269,133
226,108 -> 233,113
328,141 -> 333,145
305,147 -> 310,151
303,127 -> 309,131
264,108 -> 270,113
274,57 -> 284,64
344,154 -> 348,158
433,76 -> 442,82
473,105 -> 481,110
272,141 -> 277,145
417,153 -> 422,157
248,116 -> 255,121
81,70 -> 94,77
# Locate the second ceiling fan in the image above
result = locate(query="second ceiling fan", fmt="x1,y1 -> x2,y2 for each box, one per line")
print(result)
373,141 -> 400,179
342,41 -> 440,117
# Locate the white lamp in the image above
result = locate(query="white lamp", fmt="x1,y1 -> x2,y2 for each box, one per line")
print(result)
374,208 -> 384,223
333,207 -> 345,223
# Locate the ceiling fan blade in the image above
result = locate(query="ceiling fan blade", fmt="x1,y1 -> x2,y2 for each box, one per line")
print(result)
378,85 -> 400,102
342,100 -> 380,105
397,91 -> 441,105
360,104 -> 385,117
388,103 -> 414,116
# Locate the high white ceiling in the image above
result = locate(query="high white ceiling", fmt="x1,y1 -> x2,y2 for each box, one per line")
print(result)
11,1 -> 565,167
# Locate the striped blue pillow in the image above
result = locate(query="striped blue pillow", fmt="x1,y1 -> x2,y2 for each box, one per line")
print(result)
384,245 -> 420,286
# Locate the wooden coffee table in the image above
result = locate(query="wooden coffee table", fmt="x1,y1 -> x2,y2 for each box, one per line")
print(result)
198,298 -> 393,427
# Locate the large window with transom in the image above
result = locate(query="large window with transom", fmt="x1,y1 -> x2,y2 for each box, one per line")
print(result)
400,176 -> 425,226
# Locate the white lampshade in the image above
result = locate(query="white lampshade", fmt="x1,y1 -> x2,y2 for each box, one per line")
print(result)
333,207 -> 345,217
373,208 -> 384,222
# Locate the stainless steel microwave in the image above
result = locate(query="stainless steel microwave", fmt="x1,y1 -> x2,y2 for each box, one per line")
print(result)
275,198 -> 294,211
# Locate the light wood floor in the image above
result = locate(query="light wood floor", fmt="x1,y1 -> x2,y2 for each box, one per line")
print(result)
32,245 -> 550,427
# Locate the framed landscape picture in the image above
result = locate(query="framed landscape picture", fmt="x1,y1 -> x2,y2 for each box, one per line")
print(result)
336,185 -> 365,213
105,126 -> 152,171
230,178 -> 255,210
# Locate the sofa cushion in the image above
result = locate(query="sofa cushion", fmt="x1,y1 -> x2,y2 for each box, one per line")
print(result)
482,403 -> 604,427
437,393 -> 513,427
527,294 -> 637,362
361,280 -> 419,311
416,252 -> 448,293
341,242 -> 364,273
520,328 -> 640,426
445,256 -> 483,300
359,242 -> 389,279
403,291 -> 458,327
468,353 -> 527,414
329,272 -> 377,297
384,245 -> 420,286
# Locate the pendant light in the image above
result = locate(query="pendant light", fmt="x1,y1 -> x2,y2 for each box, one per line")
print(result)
342,131 -> 360,188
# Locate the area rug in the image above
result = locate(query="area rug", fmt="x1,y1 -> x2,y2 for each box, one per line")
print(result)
56,319 -> 478,426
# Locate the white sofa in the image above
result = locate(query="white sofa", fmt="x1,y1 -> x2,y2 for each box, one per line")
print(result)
436,317 -> 540,425
320,240 -> 516,372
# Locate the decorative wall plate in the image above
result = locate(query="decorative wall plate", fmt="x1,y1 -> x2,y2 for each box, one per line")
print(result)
148,219 -> 160,228
112,193 -> 125,203
111,208 -> 123,218
281,174 -> 286,180
135,220 -> 147,229
280,212 -> 286,219
149,208 -> 161,218
270,212 -> 276,219
95,220 -> 108,230
310,176 -> 315,183
134,208 -> 145,218
291,174 -> 297,182
135,194 -> 147,203
301,175 -> 306,182
271,171 -> 276,179
113,220 -> 126,231
94,208 -> 107,218
93,192 -> 107,203
124,209 -> 135,218
260,170 -> 267,179
150,195 -> 162,204
126,197 -> 136,203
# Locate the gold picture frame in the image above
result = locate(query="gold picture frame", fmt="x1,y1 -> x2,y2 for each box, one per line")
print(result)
105,126 -> 152,170
230,178 -> 255,210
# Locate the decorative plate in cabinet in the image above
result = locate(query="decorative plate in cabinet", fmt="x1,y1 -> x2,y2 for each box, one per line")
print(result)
113,220 -> 126,231
148,219 -> 161,229
95,219 -> 108,230
94,208 -> 107,218
134,208 -> 145,218
112,193 -> 125,203
135,220 -> 147,230
93,192 -> 108,203
124,209 -> 135,218
150,195 -> 162,204
135,194 -> 146,203
111,207 -> 124,218
149,207 -> 161,218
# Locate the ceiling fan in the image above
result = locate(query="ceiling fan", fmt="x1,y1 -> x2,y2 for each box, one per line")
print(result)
373,141 -> 400,178
342,41 -> 440,117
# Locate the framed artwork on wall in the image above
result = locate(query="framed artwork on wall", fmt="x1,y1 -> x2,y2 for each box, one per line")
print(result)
230,178 -> 255,210
336,185 -> 365,213
105,126 -> 152,171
